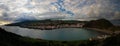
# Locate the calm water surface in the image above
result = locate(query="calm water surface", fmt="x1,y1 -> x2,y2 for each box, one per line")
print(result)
1,26 -> 104,41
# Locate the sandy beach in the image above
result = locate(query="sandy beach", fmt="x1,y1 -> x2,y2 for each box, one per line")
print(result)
87,28 -> 120,35
87,28 -> 113,35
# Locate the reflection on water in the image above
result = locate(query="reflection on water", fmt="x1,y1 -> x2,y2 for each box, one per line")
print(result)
1,26 -> 103,41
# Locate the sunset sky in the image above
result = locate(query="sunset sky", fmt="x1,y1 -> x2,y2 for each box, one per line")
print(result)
0,0 -> 120,22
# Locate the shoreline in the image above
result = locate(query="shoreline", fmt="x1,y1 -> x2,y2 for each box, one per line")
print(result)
20,26 -> 82,30
86,28 -> 113,35
4,25 -> 120,34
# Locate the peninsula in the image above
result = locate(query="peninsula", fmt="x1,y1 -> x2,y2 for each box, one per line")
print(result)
6,19 -> 120,34
6,20 -> 86,30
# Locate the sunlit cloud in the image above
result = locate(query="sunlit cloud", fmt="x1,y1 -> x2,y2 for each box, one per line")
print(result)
0,0 -> 120,22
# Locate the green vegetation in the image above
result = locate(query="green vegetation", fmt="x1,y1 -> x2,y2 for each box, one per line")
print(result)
83,19 -> 113,29
83,19 -> 120,33
6,20 -> 86,30
1,27 -> 120,46
1,19 -> 120,46
6,19 -> 86,26
0,28 -> 100,46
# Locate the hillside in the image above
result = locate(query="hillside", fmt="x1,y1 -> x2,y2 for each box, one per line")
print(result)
1,18 -> 120,46
83,19 -> 113,29
0,28 -> 48,46
6,20 -> 86,30
0,27 -> 100,46
1,27 -> 120,46
6,19 -> 86,26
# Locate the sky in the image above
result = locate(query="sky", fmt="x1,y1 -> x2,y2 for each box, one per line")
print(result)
0,0 -> 120,22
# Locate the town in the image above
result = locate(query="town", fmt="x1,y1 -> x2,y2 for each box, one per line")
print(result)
21,22 -> 85,30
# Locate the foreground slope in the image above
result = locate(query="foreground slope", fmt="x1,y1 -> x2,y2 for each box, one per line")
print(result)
0,28 -> 48,46
0,27 -> 100,46
1,27 -> 120,46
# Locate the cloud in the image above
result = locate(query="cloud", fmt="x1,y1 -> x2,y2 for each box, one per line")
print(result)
37,12 -> 69,19
0,0 -> 120,22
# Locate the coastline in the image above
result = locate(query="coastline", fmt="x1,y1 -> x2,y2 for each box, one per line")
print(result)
5,25 -> 116,34
86,28 -> 113,35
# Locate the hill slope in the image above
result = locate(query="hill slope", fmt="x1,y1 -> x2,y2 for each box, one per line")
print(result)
1,27 -> 120,46
0,28 -> 48,46
83,19 -> 113,29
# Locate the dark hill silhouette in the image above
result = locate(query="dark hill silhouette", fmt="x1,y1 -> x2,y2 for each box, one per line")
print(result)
6,20 -> 86,26
83,19 -> 113,29
1,19 -> 120,46
0,28 -> 48,46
